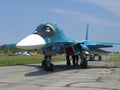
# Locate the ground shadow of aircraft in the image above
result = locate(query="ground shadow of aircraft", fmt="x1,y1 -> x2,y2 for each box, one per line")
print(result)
24,59 -> 119,77
24,63 -> 82,76
16,23 -> 120,71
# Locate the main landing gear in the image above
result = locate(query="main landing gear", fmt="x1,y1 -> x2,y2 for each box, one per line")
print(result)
89,54 -> 102,61
80,51 -> 88,69
80,59 -> 88,68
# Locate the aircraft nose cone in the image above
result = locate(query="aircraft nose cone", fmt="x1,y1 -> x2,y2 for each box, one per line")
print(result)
16,34 -> 46,49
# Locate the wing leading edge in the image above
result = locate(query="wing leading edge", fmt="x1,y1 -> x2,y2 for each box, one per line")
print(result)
79,40 -> 120,51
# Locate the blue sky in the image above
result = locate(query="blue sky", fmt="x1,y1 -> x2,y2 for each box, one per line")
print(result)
0,0 -> 120,51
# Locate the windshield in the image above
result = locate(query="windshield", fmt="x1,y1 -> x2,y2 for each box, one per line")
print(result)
33,24 -> 55,38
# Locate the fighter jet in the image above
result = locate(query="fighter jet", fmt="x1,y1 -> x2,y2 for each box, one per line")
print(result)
16,23 -> 119,71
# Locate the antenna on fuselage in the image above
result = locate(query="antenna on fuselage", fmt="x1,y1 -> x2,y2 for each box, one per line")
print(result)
85,24 -> 89,41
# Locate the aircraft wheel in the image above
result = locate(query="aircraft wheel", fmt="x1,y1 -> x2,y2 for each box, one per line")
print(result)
42,60 -> 54,71
80,60 -> 88,69
98,56 -> 102,61
42,60 -> 45,67
89,55 -> 93,61
89,57 -> 93,61
42,60 -> 49,71
49,63 -> 55,71
44,65 -> 49,71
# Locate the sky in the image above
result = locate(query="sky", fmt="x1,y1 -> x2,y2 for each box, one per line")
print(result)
0,0 -> 120,51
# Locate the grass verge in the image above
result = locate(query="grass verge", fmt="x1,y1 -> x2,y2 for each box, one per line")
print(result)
113,54 -> 120,67
114,54 -> 120,62
0,55 -> 65,67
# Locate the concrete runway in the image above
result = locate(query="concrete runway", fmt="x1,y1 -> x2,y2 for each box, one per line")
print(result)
0,55 -> 120,90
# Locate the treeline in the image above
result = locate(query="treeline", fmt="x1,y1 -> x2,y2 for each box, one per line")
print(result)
0,46 -> 42,54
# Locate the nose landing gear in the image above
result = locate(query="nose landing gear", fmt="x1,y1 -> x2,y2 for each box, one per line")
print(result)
42,59 -> 55,71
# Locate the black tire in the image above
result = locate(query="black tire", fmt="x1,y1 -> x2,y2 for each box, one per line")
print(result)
42,60 -> 49,71
44,66 -> 49,71
80,60 -> 88,69
89,57 -> 93,61
42,60 -> 47,67
98,56 -> 102,61
49,63 -> 55,71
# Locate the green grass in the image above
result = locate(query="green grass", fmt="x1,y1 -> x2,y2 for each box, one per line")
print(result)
114,54 -> 120,62
0,55 -> 65,67
1,54 -> 120,67
111,54 -> 120,67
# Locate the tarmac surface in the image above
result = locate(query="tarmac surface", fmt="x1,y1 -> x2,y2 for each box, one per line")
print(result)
0,55 -> 120,90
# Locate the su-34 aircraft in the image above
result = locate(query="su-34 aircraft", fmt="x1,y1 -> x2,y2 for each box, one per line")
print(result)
16,23 -> 119,71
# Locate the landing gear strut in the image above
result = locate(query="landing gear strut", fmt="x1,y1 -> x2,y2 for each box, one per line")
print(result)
42,52 -> 55,71
80,51 -> 88,69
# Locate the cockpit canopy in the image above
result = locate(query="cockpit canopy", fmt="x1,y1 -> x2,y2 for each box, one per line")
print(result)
33,24 -> 56,38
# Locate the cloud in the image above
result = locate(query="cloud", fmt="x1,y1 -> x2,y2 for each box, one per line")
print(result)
50,8 -> 120,27
72,0 -> 120,15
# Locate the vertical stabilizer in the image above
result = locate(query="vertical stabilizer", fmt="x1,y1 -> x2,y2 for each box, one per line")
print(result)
85,24 -> 89,40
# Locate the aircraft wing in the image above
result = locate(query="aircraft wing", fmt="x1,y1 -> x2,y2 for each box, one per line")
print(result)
49,40 -> 119,53
83,41 -> 115,50
42,40 -> 119,56
3,44 -> 16,47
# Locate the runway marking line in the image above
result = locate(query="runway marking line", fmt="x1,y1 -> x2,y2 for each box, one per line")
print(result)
0,75 -> 25,82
